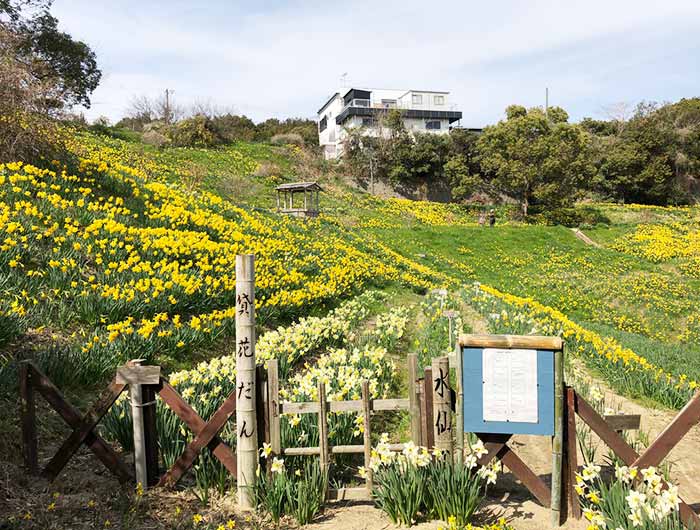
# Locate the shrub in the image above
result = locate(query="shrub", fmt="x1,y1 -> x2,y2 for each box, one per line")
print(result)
270,133 -> 304,146
168,114 -> 224,148
142,129 -> 168,148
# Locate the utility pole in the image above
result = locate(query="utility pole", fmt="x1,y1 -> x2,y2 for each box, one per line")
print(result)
545,87 -> 549,118
164,88 -> 173,124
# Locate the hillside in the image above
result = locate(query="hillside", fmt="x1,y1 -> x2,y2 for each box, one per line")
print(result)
3,128 -> 700,529
2,129 -> 700,397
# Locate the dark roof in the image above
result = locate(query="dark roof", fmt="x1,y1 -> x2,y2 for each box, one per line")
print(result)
317,93 -> 339,115
276,182 -> 323,192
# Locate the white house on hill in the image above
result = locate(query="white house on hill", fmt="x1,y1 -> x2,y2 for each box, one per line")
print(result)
317,87 -> 463,159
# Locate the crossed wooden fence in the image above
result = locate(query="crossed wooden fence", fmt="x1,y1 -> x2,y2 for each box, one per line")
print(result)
18,356 -> 700,527
19,360 -> 237,488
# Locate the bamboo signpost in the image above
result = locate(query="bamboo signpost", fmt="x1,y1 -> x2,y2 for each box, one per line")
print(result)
236,254 -> 257,509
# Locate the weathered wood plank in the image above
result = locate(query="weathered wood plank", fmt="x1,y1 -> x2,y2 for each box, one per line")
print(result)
574,392 -> 639,464
424,367 -> 435,449
632,393 -> 700,470
604,414 -> 641,432
19,362 -> 38,474
116,365 -> 161,385
432,357 -> 452,454
141,384 -> 159,487
281,401 -> 320,414
318,381 -> 329,499
328,487 -> 371,501
408,354 -> 421,444
267,360 -> 281,456
459,334 -> 563,351
158,379 -> 237,476
42,378 -> 126,481
29,364 -> 132,483
373,398 -> 410,411
159,390 -> 237,487
574,390 -> 700,528
476,433 -> 551,507
362,381 -> 373,493
283,447 -> 321,456
566,387 -> 581,520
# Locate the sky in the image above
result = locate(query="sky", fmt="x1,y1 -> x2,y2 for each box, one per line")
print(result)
52,0 -> 700,127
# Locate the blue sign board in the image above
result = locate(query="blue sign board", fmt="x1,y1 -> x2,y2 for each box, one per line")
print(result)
462,347 -> 555,436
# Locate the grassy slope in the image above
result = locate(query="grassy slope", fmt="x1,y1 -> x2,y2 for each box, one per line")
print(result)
3,128 -> 700,392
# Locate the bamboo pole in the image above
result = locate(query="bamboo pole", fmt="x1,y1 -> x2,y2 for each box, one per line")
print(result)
551,347 -> 565,527
236,254 -> 257,509
455,343 -> 464,464
432,357 -> 453,454
361,381 -> 373,493
407,354 -> 421,444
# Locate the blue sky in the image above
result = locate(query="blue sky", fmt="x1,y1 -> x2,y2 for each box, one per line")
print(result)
52,0 -> 700,127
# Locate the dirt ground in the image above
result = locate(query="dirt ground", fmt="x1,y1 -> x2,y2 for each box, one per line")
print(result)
2,379 -> 700,530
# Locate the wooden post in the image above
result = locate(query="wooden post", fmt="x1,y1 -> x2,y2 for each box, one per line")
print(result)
267,360 -> 281,458
407,354 -> 421,445
423,367 -> 435,449
19,361 -> 38,474
565,387 -> 581,519
127,359 -> 149,489
236,254 -> 257,509
361,381 -> 373,493
141,383 -> 159,487
432,357 -> 453,454
551,347 -> 565,527
318,381 -> 330,498
455,343 -> 464,464
276,191 -> 280,211
256,366 -> 270,454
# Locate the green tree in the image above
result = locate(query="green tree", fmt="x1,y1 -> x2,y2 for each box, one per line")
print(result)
443,129 -> 482,201
477,106 -> 594,216
1,1 -> 102,109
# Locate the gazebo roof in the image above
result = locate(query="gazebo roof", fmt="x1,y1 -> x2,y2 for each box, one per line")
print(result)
275,181 -> 323,192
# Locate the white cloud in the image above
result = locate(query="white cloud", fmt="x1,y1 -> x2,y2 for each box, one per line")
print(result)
52,0 -> 700,125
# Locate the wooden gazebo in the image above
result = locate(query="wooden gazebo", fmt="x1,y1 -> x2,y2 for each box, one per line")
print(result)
275,182 -> 322,218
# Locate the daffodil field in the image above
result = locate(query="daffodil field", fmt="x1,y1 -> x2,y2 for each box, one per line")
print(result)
3,126 -> 700,529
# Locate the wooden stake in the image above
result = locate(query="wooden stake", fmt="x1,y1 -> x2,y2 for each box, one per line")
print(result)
455,343 -> 464,464
565,387 -> 581,519
551,347 -> 565,527
318,381 -> 330,498
128,359 -> 148,489
432,357 -> 453,454
19,361 -> 37,474
361,381 -> 373,493
267,360 -> 281,457
407,354 -> 421,444
423,367 -> 435,450
236,254 -> 257,509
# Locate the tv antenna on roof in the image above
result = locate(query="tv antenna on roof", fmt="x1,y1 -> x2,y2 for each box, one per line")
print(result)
340,72 -> 348,88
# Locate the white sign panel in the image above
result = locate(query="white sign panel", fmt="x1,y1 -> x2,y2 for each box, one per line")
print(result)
482,348 -> 538,424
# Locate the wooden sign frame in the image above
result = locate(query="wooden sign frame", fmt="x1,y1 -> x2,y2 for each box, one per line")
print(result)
458,334 -> 565,527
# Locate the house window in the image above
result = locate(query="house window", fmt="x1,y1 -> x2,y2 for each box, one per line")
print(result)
426,120 -> 441,130
381,99 -> 397,108
319,116 -> 327,132
412,94 -> 423,105
361,117 -> 375,127
434,95 -> 444,105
